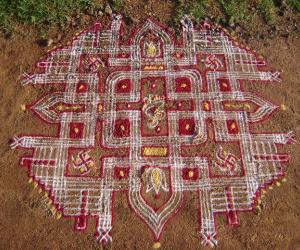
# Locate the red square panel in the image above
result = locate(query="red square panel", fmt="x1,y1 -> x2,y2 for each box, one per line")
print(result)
179,118 -> 195,135
226,120 -> 239,134
70,122 -> 84,138
175,77 -> 191,93
76,81 -> 88,93
114,119 -> 130,137
115,79 -> 131,93
218,78 -> 231,92
182,168 -> 200,180
114,167 -> 130,179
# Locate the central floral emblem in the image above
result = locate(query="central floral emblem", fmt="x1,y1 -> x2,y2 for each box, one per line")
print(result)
142,94 -> 166,129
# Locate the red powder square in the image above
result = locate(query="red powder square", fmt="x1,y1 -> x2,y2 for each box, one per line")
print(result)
115,79 -> 131,93
182,168 -> 199,180
114,167 -> 130,179
175,77 -> 191,93
226,120 -> 239,134
76,81 -> 88,93
114,119 -> 130,137
179,118 -> 195,135
69,122 -> 84,138
218,78 -> 231,92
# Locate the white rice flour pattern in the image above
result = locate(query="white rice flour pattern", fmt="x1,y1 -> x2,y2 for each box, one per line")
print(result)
11,15 -> 295,247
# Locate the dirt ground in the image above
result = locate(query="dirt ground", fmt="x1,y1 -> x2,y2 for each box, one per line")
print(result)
0,1 -> 299,249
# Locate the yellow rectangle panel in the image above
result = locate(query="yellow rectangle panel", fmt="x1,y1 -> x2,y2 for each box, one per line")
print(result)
143,65 -> 164,70
143,147 -> 168,157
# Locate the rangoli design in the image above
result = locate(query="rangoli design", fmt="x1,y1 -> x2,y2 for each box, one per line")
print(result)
11,15 -> 296,247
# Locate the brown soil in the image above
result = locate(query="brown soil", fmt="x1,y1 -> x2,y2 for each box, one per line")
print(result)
0,1 -> 300,249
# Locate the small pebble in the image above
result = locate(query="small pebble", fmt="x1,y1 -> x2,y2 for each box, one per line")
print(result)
105,4 -> 113,15
36,38 -> 53,47
97,10 -> 104,17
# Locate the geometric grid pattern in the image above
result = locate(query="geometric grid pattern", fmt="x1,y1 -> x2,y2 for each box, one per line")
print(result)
11,15 -> 295,247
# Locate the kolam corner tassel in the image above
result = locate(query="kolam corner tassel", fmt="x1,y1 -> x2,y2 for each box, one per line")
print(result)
56,212 -> 62,220
20,104 -> 26,111
33,182 -> 38,189
281,104 -> 287,111
47,199 -> 53,206
153,242 -> 161,249
50,205 -> 56,214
